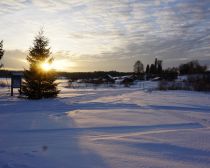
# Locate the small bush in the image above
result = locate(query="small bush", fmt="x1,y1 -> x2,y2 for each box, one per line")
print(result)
158,80 -> 191,91
158,74 -> 210,92
192,80 -> 210,91
158,80 -> 168,90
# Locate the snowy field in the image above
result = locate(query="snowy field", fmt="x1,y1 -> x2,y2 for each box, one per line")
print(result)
0,84 -> 210,168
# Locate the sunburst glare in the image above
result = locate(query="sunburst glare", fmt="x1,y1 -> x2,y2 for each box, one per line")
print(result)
41,62 -> 52,71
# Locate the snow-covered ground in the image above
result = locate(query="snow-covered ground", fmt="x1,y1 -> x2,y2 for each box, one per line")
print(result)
0,84 -> 210,168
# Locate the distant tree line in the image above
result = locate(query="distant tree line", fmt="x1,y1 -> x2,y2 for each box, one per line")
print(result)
133,58 -> 208,81
60,71 -> 133,80
134,58 -> 210,91
0,70 -> 133,80
0,70 -> 23,77
179,60 -> 207,75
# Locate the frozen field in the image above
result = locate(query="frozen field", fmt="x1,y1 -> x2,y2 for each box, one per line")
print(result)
0,86 -> 210,168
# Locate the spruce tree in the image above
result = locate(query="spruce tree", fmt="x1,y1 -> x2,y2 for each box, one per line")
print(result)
146,64 -> 150,74
22,30 -> 59,99
157,60 -> 163,74
150,64 -> 155,74
154,58 -> 158,73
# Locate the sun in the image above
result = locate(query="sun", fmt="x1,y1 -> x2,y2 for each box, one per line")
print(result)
41,62 -> 52,71
40,59 -> 76,72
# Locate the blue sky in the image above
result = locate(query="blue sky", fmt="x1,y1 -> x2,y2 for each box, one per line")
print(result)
0,0 -> 210,72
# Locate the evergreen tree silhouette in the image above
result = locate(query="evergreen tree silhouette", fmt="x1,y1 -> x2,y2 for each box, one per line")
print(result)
22,30 -> 59,99
157,60 -> 163,74
146,64 -> 150,74
150,64 -> 155,74
0,40 -> 4,68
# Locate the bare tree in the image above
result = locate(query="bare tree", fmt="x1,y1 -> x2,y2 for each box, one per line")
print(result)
134,60 -> 144,74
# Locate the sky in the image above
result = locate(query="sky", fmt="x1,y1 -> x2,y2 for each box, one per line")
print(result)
0,0 -> 210,72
